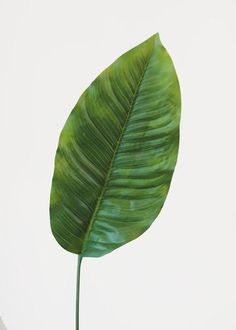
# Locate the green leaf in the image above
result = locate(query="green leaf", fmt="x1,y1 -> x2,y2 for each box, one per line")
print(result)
50,33 -> 181,257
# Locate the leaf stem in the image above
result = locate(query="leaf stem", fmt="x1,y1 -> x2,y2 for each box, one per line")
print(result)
76,255 -> 83,330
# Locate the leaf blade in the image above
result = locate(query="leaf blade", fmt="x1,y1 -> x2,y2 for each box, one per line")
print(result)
50,33 -> 181,257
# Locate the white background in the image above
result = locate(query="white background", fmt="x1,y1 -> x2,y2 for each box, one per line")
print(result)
1,0 -> 236,329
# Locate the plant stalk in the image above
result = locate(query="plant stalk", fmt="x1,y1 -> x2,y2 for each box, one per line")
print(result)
76,255 -> 83,330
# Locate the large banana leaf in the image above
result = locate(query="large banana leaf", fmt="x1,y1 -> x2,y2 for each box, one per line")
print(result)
50,33 -> 181,258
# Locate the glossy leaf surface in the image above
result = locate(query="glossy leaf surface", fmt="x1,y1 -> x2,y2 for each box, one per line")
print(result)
50,34 -> 181,257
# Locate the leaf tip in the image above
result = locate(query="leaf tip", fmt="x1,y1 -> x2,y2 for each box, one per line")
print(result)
150,32 -> 160,40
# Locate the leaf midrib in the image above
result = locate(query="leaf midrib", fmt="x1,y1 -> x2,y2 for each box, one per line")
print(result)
81,41 -> 156,253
